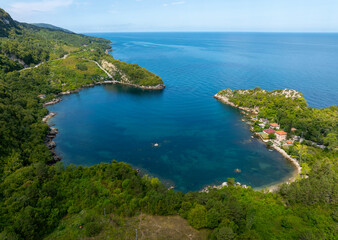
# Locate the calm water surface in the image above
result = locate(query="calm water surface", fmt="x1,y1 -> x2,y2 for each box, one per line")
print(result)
48,33 -> 338,192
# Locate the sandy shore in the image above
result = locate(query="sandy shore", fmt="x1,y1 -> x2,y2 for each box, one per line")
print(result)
214,93 -> 301,193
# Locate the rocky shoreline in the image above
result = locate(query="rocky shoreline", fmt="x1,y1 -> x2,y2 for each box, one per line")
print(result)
45,127 -> 62,164
214,93 -> 302,193
58,81 -> 165,96
43,98 -> 62,107
200,181 -> 248,193
42,112 -> 56,123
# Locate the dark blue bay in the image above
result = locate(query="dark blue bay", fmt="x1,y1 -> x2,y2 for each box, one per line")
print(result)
47,32 -> 338,192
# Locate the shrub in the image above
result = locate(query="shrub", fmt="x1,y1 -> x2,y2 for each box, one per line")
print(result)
84,222 -> 102,237
76,63 -> 88,71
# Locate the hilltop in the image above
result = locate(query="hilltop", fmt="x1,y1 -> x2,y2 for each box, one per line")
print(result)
32,23 -> 74,33
0,8 -> 19,37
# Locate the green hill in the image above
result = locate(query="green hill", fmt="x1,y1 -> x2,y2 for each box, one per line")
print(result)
32,23 -> 74,33
0,8 -> 19,37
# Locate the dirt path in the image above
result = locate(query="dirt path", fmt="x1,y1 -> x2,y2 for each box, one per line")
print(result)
19,54 -> 69,72
83,58 -> 113,78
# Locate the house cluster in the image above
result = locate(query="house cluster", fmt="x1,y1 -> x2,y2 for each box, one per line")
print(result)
256,118 -> 296,147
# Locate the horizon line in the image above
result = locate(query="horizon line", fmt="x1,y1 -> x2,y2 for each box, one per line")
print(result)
80,30 -> 338,34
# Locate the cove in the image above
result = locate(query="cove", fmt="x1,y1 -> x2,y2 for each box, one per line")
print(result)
47,33 -> 338,192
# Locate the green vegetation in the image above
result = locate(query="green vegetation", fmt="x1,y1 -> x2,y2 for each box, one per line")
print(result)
101,54 -> 164,86
0,8 -> 336,240
217,87 -> 337,175
217,87 -> 338,149
46,55 -> 108,91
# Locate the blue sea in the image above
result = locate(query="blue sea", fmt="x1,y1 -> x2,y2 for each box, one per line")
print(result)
47,33 -> 338,192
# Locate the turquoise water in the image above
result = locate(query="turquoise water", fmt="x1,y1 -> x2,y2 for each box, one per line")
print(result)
47,33 -> 338,192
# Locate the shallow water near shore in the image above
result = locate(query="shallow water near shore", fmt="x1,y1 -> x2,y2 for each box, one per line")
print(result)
47,32 -> 338,192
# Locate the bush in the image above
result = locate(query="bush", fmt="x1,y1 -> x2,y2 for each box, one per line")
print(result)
188,204 -> 207,229
76,63 -> 88,71
84,222 -> 102,237
215,227 -> 235,240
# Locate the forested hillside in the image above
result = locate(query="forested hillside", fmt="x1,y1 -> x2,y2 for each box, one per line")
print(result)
0,9 -> 337,240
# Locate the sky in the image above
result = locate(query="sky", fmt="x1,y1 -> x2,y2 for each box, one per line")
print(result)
1,0 -> 338,33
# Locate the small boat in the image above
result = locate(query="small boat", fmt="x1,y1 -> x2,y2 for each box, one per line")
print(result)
269,149 -> 273,152
153,143 -> 159,147
234,168 -> 241,173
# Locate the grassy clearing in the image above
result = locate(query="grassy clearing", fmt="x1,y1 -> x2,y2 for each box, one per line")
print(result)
47,54 -> 108,91
44,212 -> 209,240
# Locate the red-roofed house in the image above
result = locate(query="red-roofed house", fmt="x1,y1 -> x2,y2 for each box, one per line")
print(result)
270,123 -> 280,129
291,128 -> 297,131
264,129 -> 275,134
37,94 -> 46,99
275,131 -> 287,141
283,140 -> 293,148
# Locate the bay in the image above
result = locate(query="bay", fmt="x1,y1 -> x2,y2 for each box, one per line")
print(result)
47,32 -> 338,192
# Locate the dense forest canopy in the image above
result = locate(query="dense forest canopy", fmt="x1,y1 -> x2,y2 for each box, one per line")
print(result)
0,8 -> 337,239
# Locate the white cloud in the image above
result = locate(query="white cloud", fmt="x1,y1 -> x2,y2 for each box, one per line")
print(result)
10,0 -> 73,14
172,1 -> 185,5
163,1 -> 185,7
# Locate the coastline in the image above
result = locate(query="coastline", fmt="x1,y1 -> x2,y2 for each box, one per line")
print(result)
214,93 -> 302,193
58,81 -> 165,96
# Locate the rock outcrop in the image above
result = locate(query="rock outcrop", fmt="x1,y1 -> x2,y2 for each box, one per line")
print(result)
100,59 -> 129,83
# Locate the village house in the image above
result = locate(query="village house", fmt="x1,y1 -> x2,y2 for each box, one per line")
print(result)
37,94 -> 46,99
269,123 -> 280,129
291,128 -> 297,132
260,118 -> 269,124
263,128 -> 275,134
283,140 -> 293,148
259,118 -> 270,128
275,130 -> 287,141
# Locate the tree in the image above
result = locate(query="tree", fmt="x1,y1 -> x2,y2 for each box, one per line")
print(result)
216,227 -> 235,240
206,208 -> 221,228
268,133 -> 276,139
295,144 -> 308,164
227,178 -> 235,186
188,204 -> 207,229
